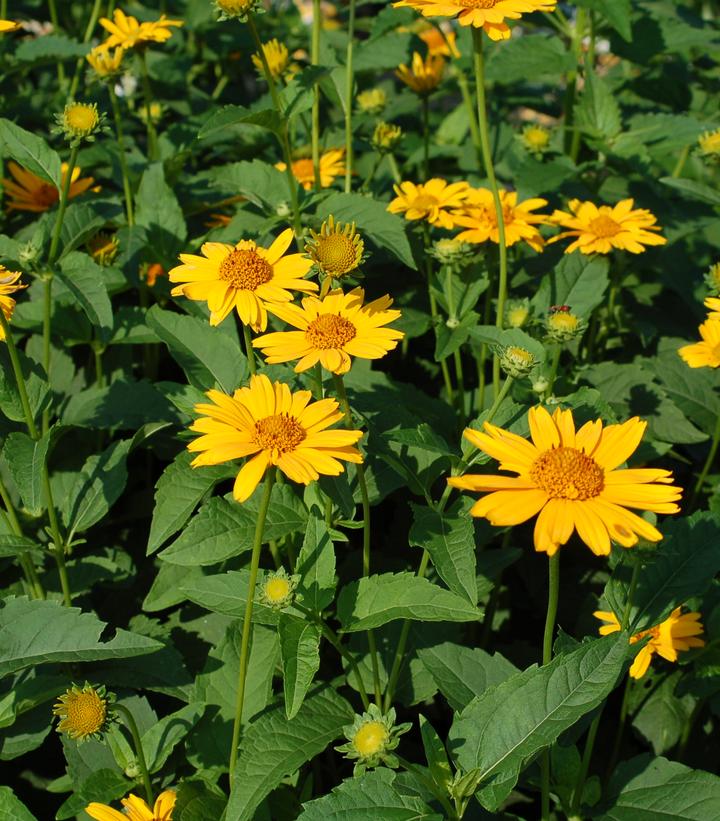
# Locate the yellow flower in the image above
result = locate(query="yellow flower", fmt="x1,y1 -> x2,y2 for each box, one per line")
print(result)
0,20 -> 21,33
260,568 -> 298,608
678,318 -> 720,369
698,128 -> 720,159
2,161 -> 98,213
498,345 -> 536,378
357,88 -> 387,115
0,267 -> 26,341
53,684 -> 109,741
505,298 -> 530,328
254,287 -> 404,374
58,102 -> 101,141
705,296 -> 720,319
371,122 -> 403,153
188,374 -> 363,502
594,608 -> 704,679
305,216 -> 364,280
354,721 -> 389,757
546,307 -> 583,342
521,124 -> 551,155
86,790 -> 176,821
418,25 -> 460,58
549,199 -> 667,255
452,187 -> 550,252
86,45 -> 125,77
395,51 -> 445,95
252,39 -> 290,81
216,0 -> 262,20
387,178 -> 470,229
87,232 -> 119,266
449,405 -> 682,556
393,0 -> 557,41
98,9 -> 182,51
276,149 -> 346,191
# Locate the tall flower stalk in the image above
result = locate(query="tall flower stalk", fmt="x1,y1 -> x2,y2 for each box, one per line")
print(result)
540,552 -> 560,821
108,86 -> 135,225
344,0 -> 356,192
311,0 -> 322,190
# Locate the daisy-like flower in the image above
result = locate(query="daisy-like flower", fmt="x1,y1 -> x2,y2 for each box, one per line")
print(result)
86,790 -> 176,821
336,705 -> 411,776
53,683 -> 111,742
356,88 -> 387,115
276,149 -> 346,191
452,187 -> 551,251
254,287 -> 404,374
678,318 -> 720,369
0,267 -> 26,341
252,38 -> 290,81
86,45 -> 125,79
395,51 -> 445,95
449,405 -> 682,556
2,161 -> 98,213
0,20 -> 20,33
419,25 -> 460,58
216,0 -> 264,20
546,307 -> 583,343
54,102 -> 105,144
168,228 -> 316,332
387,179 -> 470,229
372,122 -> 403,154
520,124 -> 551,156
549,199 -> 667,255
305,216 -> 364,282
188,374 -> 363,502
594,607 -> 704,679
98,9 -> 183,51
698,127 -> 720,161
259,568 -> 299,609
393,0 -> 557,41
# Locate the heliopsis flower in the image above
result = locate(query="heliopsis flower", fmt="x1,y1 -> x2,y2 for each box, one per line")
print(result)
0,267 -> 26,341
546,307 -> 583,343
371,122 -> 403,153
0,20 -> 20,33
704,297 -> 720,319
698,128 -> 720,161
498,345 -> 537,378
53,102 -> 105,144
549,199 -> 667,255
395,51 -> 445,95
418,25 -> 460,58
86,45 -> 125,78
98,9 -> 183,51
305,216 -> 364,282
53,683 -> 112,742
678,319 -> 720,369
505,297 -> 531,328
188,374 -> 363,502
357,88 -> 387,115
452,187 -> 550,251
393,0 -> 557,41
520,124 -> 551,156
168,228 -> 316,332
449,405 -> 682,556
2,161 -> 98,213
142,263 -> 166,288
86,790 -> 176,821
259,568 -> 299,609
336,705 -> 411,776
276,149 -> 346,191
430,238 -> 475,269
252,39 -> 290,81
387,179 -> 470,229
87,232 -> 119,266
594,607 -> 704,679
216,0 -> 264,21
254,287 -> 404,374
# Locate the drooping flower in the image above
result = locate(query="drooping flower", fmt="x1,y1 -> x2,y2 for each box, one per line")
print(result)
0,267 -> 26,341
252,38 -> 290,81
449,406 -> 682,556
395,51 -> 445,95
594,607 -> 704,679
168,228 -> 316,332
393,0 -> 557,42
305,216 -> 364,282
336,705 -> 411,776
254,287 -> 404,374
86,790 -> 176,821
98,9 -> 183,51
549,199 -> 667,255
188,374 -> 363,502
2,161 -> 98,213
678,318 -> 720,369
698,128 -> 720,161
276,149 -> 346,191
86,45 -> 125,79
53,683 -> 111,742
387,179 -> 470,229
452,187 -> 551,251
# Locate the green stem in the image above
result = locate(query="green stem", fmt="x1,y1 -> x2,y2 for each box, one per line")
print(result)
605,677 -> 632,783
311,0 -> 322,191
115,703 -> 154,806
48,145 -> 78,266
672,145 -> 691,178
388,153 -> 402,184
569,706 -> 604,815
344,0 -> 356,193
454,67 -> 483,171
484,374 -> 513,423
422,95 -> 430,180
621,560 -> 641,630
423,225 -> 454,404
229,469 -> 276,780
138,50 -> 158,161
1,314 -> 39,440
546,344 -> 562,397
541,552 -> 560,821
689,413 -> 720,508
68,0 -> 103,99
242,324 -> 257,376
108,85 -> 135,225
47,0 -> 66,88
0,476 -> 44,600
472,29 -> 508,399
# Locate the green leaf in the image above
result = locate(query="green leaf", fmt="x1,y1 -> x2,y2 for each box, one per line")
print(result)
55,769 -> 130,819
0,786 -> 37,821
146,305 -> 247,393
485,35 -> 575,84
141,703 -> 205,773
596,754 -> 720,820
0,119 -> 61,187
449,636 -> 627,809
208,159 -> 290,209
409,499 -> 477,605
2,432 -> 51,517
337,572 -> 482,632
199,105 -> 284,139
173,781 -> 227,821
0,597 -> 161,677
226,686 -> 354,821
659,177 -> 720,207
14,33 -> 88,63
419,715 -> 453,794
296,513 -> 336,612
297,769 -> 443,821
417,641 -> 518,711
0,535 -> 44,560
532,254 -> 610,318
58,202 -> 123,260
631,671 -> 694,755
575,71 -> 622,142
181,570 -> 284,625
57,252 -> 114,340
384,424 -> 458,459
575,0 -> 632,41
0,346 -> 49,427
159,485 -> 307,566
135,163 -> 188,264
279,614 -> 321,719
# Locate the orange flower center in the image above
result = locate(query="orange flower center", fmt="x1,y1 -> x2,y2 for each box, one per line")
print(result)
59,690 -> 107,737
530,446 -> 605,500
219,249 -> 273,290
306,313 -> 357,349
589,214 -> 622,238
312,234 -> 359,276
412,193 -> 439,212
254,413 -> 306,453
34,182 -> 60,209
460,0 -> 497,8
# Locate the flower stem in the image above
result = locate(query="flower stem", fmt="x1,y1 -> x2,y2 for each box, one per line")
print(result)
311,0 -> 322,191
47,0 -> 66,89
115,703 -> 154,806
108,85 -> 135,225
67,0 -> 103,100
138,50 -> 158,161
569,705 -> 604,815
0,475 -> 44,599
242,324 -> 257,376
540,552 -> 560,821
454,66 -> 483,170
229,469 -> 276,780
484,374 -> 513,423
689,413 -> 720,509
422,95 -> 430,180
344,0 -> 356,193
471,29 -> 508,400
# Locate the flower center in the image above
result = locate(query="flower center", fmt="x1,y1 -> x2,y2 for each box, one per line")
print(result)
219,249 -> 273,290
589,214 -> 622,238
264,577 -> 291,602
530,446 -> 605,500
292,158 -> 316,182
64,691 -> 107,736
412,193 -> 439,212
314,234 -> 358,275
36,182 -> 60,208
353,721 -> 389,756
306,314 -> 357,349
549,312 -> 579,333
254,413 -> 306,453
66,105 -> 98,133
460,0 -> 497,8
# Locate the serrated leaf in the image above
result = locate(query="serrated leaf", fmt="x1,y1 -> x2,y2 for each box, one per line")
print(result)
575,0 -> 632,41
173,781 -> 227,821
0,346 -> 49,429
57,252 -> 114,340
279,614 -> 321,719
337,572 -> 482,632
141,703 -> 205,773
296,513 -> 336,612
532,254 -> 610,318
0,535 -> 44,560
383,424 -> 457,458
0,119 -> 60,187
208,159 -> 290,209
181,570 -> 284,625
199,105 -> 284,139
0,786 -> 37,821
2,432 -> 51,517
575,71 -> 622,142
0,598 -> 161,677
659,177 -> 720,207
485,35 -> 575,84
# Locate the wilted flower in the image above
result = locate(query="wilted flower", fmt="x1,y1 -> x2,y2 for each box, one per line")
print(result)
395,52 -> 445,96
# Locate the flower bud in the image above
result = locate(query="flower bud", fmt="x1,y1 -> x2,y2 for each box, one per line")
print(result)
498,345 -> 537,378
